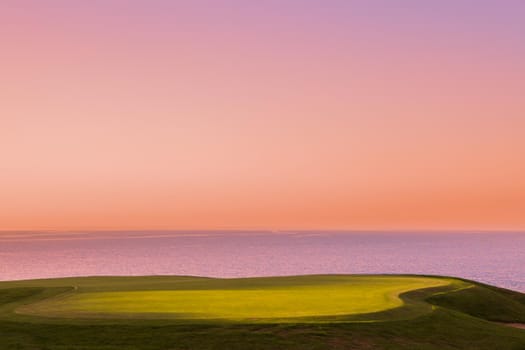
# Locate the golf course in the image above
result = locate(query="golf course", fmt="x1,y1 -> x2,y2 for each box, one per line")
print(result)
1,274 -> 525,349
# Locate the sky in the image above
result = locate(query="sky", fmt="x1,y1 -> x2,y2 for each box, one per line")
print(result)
1,1 -> 524,231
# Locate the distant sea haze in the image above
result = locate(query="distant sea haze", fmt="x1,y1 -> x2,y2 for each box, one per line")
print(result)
0,231 -> 524,292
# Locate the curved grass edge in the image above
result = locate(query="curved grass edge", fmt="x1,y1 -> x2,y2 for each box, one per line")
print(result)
0,275 -> 458,324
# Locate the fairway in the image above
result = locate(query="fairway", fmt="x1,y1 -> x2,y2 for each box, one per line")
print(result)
15,275 -> 450,321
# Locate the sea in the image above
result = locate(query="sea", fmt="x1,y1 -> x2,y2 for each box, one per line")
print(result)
1,231 -> 524,292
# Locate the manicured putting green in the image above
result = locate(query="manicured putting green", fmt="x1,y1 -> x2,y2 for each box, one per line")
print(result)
20,276 -> 449,320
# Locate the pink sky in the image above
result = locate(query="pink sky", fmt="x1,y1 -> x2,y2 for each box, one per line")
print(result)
1,1 -> 525,231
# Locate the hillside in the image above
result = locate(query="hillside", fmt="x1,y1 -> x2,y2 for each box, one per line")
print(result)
1,275 -> 524,349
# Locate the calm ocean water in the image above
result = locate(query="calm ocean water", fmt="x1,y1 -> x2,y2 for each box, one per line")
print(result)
0,231 -> 524,292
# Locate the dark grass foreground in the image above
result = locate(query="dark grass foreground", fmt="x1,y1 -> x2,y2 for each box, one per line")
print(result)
1,275 -> 525,350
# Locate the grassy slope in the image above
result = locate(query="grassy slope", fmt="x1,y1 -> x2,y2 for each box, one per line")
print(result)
428,283 -> 525,323
0,275 -> 525,349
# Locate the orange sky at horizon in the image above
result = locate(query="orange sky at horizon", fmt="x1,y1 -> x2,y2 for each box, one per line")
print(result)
2,1 -> 525,231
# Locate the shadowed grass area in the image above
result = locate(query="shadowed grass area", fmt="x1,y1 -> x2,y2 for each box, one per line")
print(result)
1,275 -> 525,349
428,282 -> 525,323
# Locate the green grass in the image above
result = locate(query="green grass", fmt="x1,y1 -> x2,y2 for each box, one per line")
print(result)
1,274 -> 525,349
16,276 -> 448,321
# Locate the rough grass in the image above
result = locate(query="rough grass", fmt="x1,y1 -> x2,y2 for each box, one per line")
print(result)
428,283 -> 525,322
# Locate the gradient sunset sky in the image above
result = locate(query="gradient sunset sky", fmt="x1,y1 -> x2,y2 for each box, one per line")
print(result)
2,1 -> 524,231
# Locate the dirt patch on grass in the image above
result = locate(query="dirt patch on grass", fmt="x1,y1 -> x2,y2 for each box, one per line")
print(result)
505,323 -> 525,330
